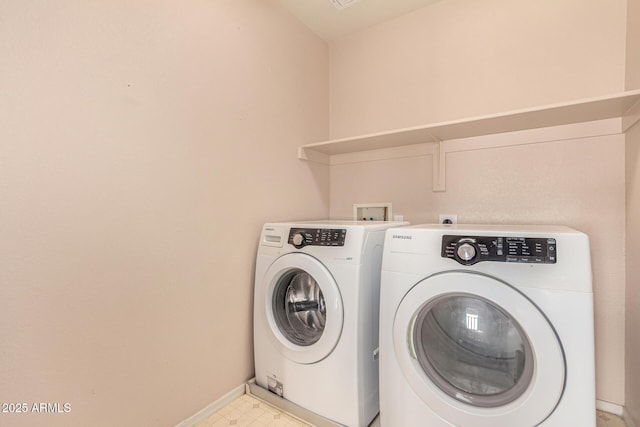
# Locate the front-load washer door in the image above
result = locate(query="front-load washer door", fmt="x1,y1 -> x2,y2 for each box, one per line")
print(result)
263,253 -> 343,364
393,271 -> 565,427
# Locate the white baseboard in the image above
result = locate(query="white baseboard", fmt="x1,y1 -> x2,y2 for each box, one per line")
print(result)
175,382 -> 246,427
596,399 -> 624,417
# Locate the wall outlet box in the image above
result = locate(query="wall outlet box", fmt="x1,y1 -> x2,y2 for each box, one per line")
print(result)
353,203 -> 392,221
439,214 -> 458,224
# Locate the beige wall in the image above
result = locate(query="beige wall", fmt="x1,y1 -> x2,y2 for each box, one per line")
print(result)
329,0 -> 627,139
626,120 -> 640,426
329,0 -> 630,406
627,0 -> 640,90
0,1 -> 328,426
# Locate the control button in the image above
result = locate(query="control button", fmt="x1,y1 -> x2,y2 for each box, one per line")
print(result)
456,243 -> 477,262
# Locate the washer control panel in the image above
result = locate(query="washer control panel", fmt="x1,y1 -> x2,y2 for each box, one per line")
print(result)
288,228 -> 347,249
442,235 -> 557,265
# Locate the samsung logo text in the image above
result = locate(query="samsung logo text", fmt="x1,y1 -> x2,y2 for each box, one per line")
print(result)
392,235 -> 412,240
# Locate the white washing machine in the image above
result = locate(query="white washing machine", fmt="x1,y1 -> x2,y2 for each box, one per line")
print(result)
254,220 -> 408,427
379,224 -> 595,427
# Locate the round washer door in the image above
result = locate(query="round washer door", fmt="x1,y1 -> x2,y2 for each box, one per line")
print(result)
263,253 -> 343,364
393,271 -> 565,427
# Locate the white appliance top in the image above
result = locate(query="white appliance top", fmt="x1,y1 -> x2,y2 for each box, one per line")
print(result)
266,220 -> 408,231
403,223 -> 582,234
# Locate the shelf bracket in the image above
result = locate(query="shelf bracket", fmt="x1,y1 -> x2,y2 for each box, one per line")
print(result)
431,139 -> 446,192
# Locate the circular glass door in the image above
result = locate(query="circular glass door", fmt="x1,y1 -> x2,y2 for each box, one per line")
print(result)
413,293 -> 534,407
272,269 -> 326,346
263,253 -> 343,364
393,271 -> 565,426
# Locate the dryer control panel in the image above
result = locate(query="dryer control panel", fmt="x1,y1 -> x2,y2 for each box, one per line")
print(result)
442,235 -> 557,265
288,228 -> 347,249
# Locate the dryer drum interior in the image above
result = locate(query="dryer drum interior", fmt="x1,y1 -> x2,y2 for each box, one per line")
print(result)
272,268 -> 326,346
413,293 -> 535,407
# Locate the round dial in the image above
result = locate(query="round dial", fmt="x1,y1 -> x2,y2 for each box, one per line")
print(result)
456,243 -> 477,262
292,233 -> 305,247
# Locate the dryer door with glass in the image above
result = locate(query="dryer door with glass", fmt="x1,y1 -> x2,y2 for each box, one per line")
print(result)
263,253 -> 343,364
393,271 -> 565,427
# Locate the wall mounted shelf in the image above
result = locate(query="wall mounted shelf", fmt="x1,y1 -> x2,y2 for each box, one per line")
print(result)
298,89 -> 640,165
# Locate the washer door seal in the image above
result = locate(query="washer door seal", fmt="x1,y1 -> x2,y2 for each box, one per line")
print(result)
272,268 -> 326,347
263,253 -> 343,364
394,271 -> 565,427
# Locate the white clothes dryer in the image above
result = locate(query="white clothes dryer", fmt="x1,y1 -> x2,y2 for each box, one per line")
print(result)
254,220 -> 408,427
379,224 -> 595,427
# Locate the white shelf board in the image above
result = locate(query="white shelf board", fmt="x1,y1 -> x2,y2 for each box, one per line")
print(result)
300,89 -> 640,157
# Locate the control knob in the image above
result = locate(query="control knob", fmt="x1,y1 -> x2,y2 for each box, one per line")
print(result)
457,243 -> 477,261
454,238 -> 479,265
292,233 -> 306,247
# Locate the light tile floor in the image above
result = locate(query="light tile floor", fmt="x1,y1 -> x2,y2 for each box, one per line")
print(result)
597,410 -> 628,427
193,394 -> 313,427
195,394 -> 627,427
